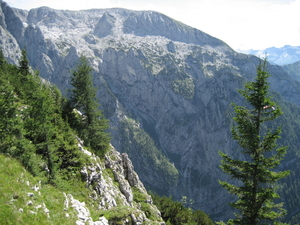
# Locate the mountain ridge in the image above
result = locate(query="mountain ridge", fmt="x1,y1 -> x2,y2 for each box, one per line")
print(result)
238,45 -> 300,65
2,1 -> 300,222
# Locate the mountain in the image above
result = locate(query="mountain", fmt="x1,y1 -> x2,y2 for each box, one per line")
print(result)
0,51 -> 165,224
282,60 -> 300,81
238,45 -> 300,65
2,1 -> 300,222
0,45 -> 214,225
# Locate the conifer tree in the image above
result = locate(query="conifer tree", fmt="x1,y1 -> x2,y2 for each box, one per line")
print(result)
0,79 -> 25,154
219,58 -> 289,224
0,66 -> 41,175
0,49 -> 86,182
69,56 -> 110,156
18,48 -> 30,77
0,49 -> 7,67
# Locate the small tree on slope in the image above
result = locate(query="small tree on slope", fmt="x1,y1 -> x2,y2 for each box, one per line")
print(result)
219,58 -> 289,224
69,56 -> 110,156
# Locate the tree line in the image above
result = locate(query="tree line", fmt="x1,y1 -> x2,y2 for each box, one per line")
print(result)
0,49 -> 110,185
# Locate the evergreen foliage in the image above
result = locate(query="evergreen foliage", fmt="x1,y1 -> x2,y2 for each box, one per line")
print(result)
261,93 -> 300,223
18,48 -> 30,77
0,49 -> 6,66
151,194 -> 215,225
68,56 -> 110,156
120,118 -> 179,186
219,59 -> 290,224
0,49 -> 89,184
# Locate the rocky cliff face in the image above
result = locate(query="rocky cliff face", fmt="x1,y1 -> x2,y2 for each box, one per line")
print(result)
78,140 -> 164,225
2,1 -> 300,220
0,138 -> 164,225
283,60 -> 300,81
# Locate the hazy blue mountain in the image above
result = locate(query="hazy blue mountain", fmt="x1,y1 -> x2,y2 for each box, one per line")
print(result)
238,45 -> 300,65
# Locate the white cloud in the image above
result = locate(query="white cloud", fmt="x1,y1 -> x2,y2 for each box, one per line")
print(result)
4,0 -> 300,50
170,0 -> 300,50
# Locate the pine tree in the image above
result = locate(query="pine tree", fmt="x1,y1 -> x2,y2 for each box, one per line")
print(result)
0,67 -> 42,176
219,58 -> 290,224
0,78 -> 25,155
0,49 -> 7,67
69,56 -> 110,156
18,48 -> 30,77
0,50 -> 86,183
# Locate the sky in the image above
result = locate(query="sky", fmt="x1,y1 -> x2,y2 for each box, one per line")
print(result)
4,0 -> 300,50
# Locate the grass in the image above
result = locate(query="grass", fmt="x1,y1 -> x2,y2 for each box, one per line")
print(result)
132,187 -> 162,222
0,154 -> 77,225
99,206 -> 134,224
0,151 -> 165,224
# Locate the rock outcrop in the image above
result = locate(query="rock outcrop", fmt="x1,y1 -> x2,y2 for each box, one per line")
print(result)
2,139 -> 163,225
77,138 -> 163,224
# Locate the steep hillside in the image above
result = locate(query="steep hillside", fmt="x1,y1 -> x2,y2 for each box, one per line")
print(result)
0,51 -> 165,224
2,1 -> 300,222
282,60 -> 300,82
0,149 -> 164,225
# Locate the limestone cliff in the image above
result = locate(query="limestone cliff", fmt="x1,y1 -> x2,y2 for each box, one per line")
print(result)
1,1 -> 300,221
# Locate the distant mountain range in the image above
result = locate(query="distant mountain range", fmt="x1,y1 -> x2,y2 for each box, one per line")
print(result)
238,45 -> 300,65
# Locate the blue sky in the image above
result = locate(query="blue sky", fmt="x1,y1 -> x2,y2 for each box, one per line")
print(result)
4,0 -> 300,50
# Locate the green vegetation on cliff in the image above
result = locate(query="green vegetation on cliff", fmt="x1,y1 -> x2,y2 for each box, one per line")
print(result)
120,118 -> 179,186
0,49 -> 89,184
151,193 -> 215,225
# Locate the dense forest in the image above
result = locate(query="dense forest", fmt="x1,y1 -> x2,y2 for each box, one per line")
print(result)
0,49 -> 214,224
0,48 -> 89,185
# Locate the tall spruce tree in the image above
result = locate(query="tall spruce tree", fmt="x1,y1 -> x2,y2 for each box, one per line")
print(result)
69,56 -> 110,156
219,58 -> 289,224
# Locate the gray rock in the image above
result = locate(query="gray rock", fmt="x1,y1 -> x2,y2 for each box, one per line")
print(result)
96,216 -> 109,225
63,142 -> 162,224
94,13 -> 116,38
167,41 -> 176,53
66,194 -> 91,223
26,200 -> 33,205
122,153 -> 139,187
